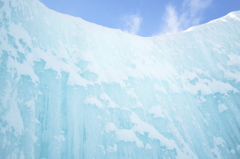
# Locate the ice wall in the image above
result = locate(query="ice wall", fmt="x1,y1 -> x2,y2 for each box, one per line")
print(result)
0,0 -> 240,158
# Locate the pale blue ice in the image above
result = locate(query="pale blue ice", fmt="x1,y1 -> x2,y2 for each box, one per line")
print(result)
0,0 -> 240,158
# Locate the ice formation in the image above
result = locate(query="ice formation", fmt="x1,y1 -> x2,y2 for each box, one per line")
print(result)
0,0 -> 240,158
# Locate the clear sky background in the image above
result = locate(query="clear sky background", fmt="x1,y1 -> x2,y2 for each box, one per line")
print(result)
39,0 -> 240,37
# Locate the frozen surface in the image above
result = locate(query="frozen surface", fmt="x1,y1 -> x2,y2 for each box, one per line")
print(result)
1,0 -> 240,158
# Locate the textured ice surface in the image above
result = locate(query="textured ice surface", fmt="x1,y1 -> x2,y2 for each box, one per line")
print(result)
0,0 -> 240,158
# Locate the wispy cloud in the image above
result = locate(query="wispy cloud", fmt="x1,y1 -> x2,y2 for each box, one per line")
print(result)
163,5 -> 181,34
160,0 -> 212,34
122,14 -> 142,35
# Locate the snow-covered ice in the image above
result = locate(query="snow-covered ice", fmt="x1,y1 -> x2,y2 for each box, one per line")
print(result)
0,0 -> 240,158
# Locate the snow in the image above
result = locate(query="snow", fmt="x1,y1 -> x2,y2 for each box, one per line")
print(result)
84,96 -> 103,108
0,0 -> 240,158
115,129 -> 144,148
145,143 -> 152,149
2,90 -> 24,135
148,105 -> 166,118
105,122 -> 144,148
107,143 -> 117,152
218,104 -> 228,113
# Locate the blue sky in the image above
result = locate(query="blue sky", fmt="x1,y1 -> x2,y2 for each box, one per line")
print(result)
39,0 -> 240,37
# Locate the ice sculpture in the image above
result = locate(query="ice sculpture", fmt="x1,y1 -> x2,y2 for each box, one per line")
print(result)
0,0 -> 240,158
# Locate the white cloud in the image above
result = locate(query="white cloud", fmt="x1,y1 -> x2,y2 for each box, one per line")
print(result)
184,0 -> 212,17
160,0 -> 212,35
122,14 -> 142,35
163,5 -> 181,34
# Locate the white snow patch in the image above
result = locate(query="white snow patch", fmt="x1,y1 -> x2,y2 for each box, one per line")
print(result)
7,56 -> 39,83
107,143 -> 117,152
130,113 -> 197,158
130,112 -> 175,149
145,143 -> 152,149
54,135 -> 65,142
217,64 -> 240,82
149,105 -> 165,118
132,100 -> 143,108
84,96 -> 103,108
169,82 -> 181,93
213,136 -> 226,146
199,96 -> 206,103
127,88 -> 137,98
154,84 -> 167,93
97,115 -> 102,120
228,12 -> 240,21
115,129 -> 144,148
211,136 -> 226,158
100,93 -> 119,108
98,145 -> 106,154
26,99 -> 35,112
31,134 -> 38,142
3,101 -> 24,134
211,148 -> 222,159
105,122 -> 117,133
227,54 -> 240,66
185,78 -> 238,95
104,122 -> 143,148
224,70 -> 240,82
218,104 -> 228,113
